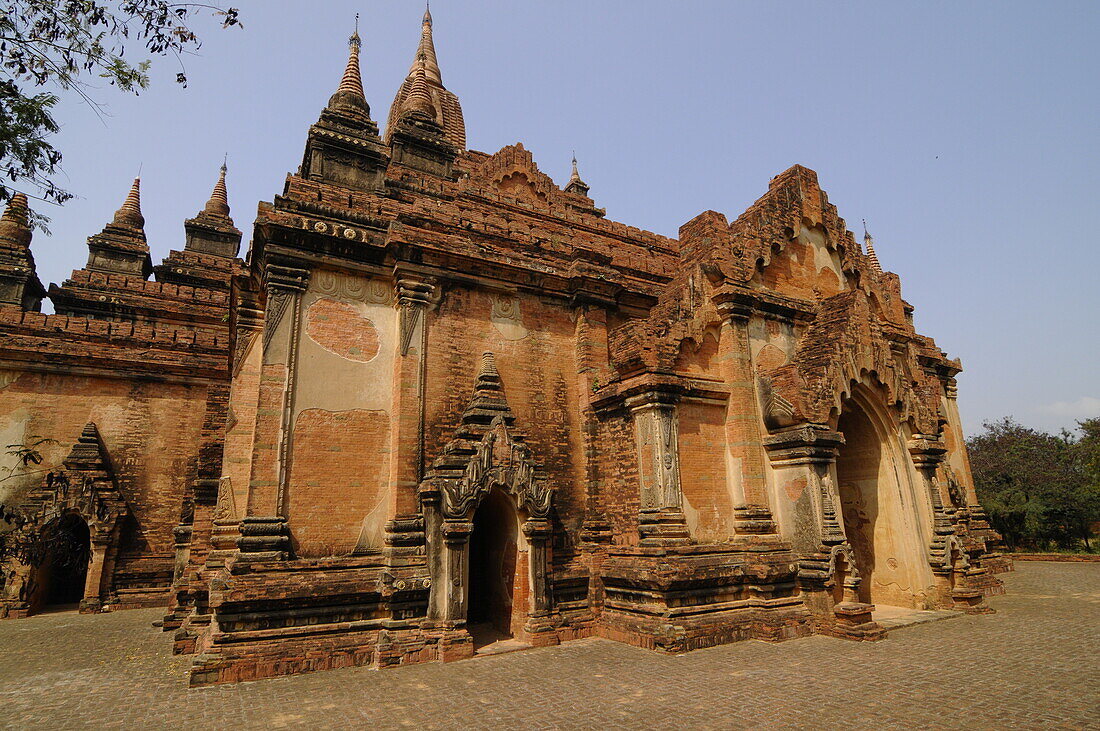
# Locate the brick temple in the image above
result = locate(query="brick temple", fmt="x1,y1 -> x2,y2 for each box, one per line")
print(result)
0,10 -> 1008,685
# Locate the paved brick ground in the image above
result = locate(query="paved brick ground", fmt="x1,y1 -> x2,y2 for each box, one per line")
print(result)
1,562 -> 1097,729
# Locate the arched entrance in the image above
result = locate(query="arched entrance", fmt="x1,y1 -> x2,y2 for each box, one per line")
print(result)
467,487 -> 519,643
834,390 -> 930,608
31,513 -> 91,613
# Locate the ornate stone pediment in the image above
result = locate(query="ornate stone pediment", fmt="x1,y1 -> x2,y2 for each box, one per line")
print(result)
420,353 -> 553,520
465,144 -> 559,205
756,290 -> 943,435
4,423 -> 128,543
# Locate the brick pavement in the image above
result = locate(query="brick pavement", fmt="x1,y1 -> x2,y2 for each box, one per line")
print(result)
0,562 -> 1096,729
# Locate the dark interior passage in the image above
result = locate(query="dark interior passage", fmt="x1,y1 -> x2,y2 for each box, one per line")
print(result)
32,513 -> 91,611
468,488 -> 518,638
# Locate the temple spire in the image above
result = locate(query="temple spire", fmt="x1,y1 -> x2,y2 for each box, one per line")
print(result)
338,17 -> 364,97
112,178 -> 144,230
385,6 -> 465,148
410,2 -> 442,86
0,193 -> 32,249
862,219 -> 882,272
565,152 -> 590,196
202,162 -> 231,219
327,16 -> 370,116
404,63 -> 437,119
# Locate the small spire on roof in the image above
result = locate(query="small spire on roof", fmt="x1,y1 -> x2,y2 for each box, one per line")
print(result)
403,63 -> 437,119
202,161 -> 231,219
112,178 -> 144,230
565,151 -> 590,196
0,193 -> 32,248
337,16 -> 365,98
862,219 -> 882,272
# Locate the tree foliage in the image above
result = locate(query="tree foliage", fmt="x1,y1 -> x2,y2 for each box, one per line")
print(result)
969,416 -> 1100,552
0,1 -> 240,219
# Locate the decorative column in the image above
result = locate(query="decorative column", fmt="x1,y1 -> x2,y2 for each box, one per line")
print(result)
440,520 -> 474,622
239,262 -> 309,559
761,426 -> 845,554
522,518 -> 555,642
907,435 -> 955,558
384,273 -> 436,564
763,426 -> 882,637
211,297 -> 264,556
626,390 -> 690,545
908,434 -> 989,611
79,538 -> 110,613
714,299 -> 779,535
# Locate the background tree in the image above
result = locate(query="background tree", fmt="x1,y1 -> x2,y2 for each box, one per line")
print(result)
0,1 -> 240,224
969,416 -> 1100,552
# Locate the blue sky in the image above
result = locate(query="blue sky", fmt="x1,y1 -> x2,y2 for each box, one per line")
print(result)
26,1 -> 1100,437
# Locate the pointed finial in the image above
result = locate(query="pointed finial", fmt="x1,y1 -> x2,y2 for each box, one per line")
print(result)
337,21 -> 365,97
112,178 -> 145,229
409,2 -> 442,85
0,193 -> 32,247
565,151 -> 590,196
862,219 -> 882,272
424,2 -> 432,25
203,162 -> 231,219
350,13 -> 361,50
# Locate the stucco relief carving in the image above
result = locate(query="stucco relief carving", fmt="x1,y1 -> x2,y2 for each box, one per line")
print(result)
442,416 -> 552,520
490,293 -> 527,341
213,476 -> 238,522
262,288 -> 293,352
630,397 -> 683,512
313,270 -> 390,304
0,369 -> 20,389
231,330 -> 257,378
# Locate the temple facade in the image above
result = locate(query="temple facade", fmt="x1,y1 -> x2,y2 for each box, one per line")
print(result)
0,10 -> 1007,685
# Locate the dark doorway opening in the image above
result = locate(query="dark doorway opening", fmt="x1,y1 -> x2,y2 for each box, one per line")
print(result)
467,488 -> 518,645
32,513 -> 91,613
836,403 -> 881,604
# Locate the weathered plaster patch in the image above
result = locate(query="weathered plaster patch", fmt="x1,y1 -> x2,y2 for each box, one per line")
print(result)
305,297 -> 380,363
783,476 -> 808,502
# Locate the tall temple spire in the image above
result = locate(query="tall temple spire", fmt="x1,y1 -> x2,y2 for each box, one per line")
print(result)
0,192 -> 45,309
0,193 -> 32,249
327,16 -> 370,117
113,178 -> 145,230
338,16 -> 364,97
409,3 -> 443,86
82,178 -> 151,278
386,6 -> 466,148
862,219 -> 882,272
203,162 -> 231,219
180,161 -> 241,259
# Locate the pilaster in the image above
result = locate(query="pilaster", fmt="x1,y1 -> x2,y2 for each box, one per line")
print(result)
383,273 -> 435,562
626,390 -> 690,545
714,301 -> 776,530
241,263 -> 308,554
